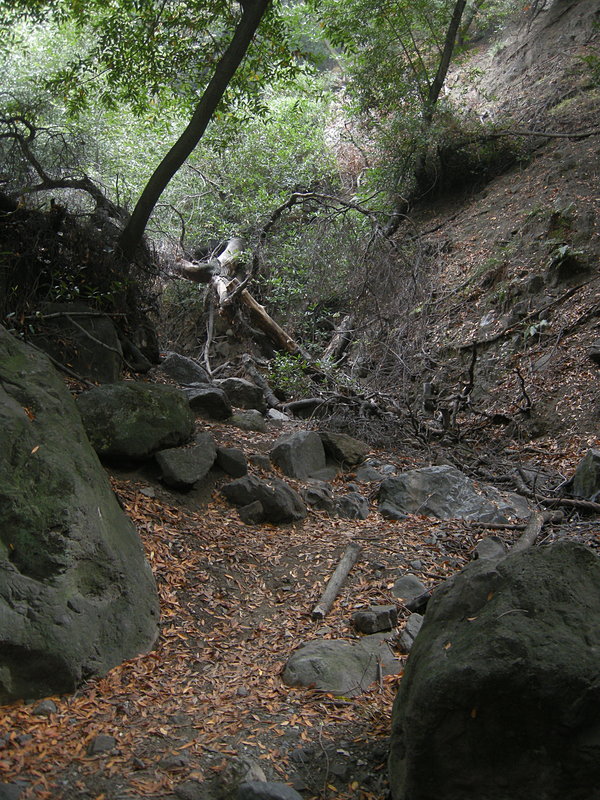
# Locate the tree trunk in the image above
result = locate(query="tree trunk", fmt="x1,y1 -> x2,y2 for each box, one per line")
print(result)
384,0 -> 468,237
117,1 -> 271,261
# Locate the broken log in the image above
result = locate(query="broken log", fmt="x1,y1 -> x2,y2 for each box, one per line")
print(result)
511,510 -> 562,555
323,314 -> 355,364
312,542 -> 362,620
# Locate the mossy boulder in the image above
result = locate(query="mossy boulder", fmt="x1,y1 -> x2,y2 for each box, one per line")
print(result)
0,327 -> 159,702
76,381 -> 194,463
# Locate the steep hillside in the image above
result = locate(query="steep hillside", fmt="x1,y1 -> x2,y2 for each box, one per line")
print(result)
393,0 -> 600,478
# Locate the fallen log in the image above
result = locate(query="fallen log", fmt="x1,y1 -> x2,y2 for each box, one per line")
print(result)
312,542 -> 362,620
511,510 -> 562,555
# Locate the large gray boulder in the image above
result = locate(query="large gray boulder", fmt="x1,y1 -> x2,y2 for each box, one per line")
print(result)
270,431 -> 326,479
389,542 -> 600,800
379,465 -> 529,523
77,382 -> 194,462
0,327 -> 159,702
283,634 -> 398,696
221,475 -> 307,523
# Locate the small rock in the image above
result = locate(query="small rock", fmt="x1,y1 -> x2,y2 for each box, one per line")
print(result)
32,699 -> 57,716
174,779 -> 207,800
236,686 -> 250,697
397,613 -> 424,653
223,757 -> 267,793
352,605 -> 398,634
588,340 -> 600,366
249,453 -> 272,471
409,559 -> 422,570
158,353 -> 210,385
139,486 -> 156,498
237,781 -> 304,800
185,386 -> 232,420
355,465 -> 384,483
87,734 -> 117,755
267,409 -> 290,421
238,501 -> 265,525
302,482 -> 335,513
474,536 -> 507,560
229,411 -> 267,432
335,492 -> 369,520
0,783 -> 25,800
216,447 -> 248,478
215,377 -> 267,413
392,574 -> 426,601
379,503 -> 407,521
159,753 -> 190,771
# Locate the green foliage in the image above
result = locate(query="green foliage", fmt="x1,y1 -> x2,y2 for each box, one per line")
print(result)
1,0 -> 306,120
268,352 -> 313,398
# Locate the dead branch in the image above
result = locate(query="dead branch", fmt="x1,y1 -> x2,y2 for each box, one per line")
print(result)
311,542 -> 362,620
538,496 -> 600,513
511,510 -> 562,555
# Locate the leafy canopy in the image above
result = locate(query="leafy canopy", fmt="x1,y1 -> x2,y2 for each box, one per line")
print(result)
0,0 -> 306,118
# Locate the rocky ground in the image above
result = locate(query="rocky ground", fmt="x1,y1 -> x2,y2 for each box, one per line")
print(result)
1,399 -> 598,800
2,4 -> 599,799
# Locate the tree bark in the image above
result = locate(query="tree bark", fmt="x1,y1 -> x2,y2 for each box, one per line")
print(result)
312,542 -> 362,620
117,0 -> 271,261
384,0 -> 468,236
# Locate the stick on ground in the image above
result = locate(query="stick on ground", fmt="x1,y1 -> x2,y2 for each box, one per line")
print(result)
312,542 -> 362,620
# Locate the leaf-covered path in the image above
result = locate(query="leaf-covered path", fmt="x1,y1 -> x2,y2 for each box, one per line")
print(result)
0,419 -> 484,800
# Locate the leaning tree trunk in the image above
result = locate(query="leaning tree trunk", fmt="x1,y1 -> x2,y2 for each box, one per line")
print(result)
117,0 -> 271,261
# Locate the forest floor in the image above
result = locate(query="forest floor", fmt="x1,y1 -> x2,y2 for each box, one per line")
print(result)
2,6 -> 600,799
1,408 -> 599,800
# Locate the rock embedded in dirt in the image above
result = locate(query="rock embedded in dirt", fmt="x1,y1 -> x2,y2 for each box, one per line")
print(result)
159,753 -> 190,771
215,377 -> 267,413
318,431 -> 370,466
87,734 -> 117,756
355,465 -> 384,482
223,757 -> 267,796
302,481 -> 335,512
238,501 -> 265,525
222,475 -> 307,523
216,446 -> 248,478
156,435 -> 217,490
335,492 -> 370,520
474,535 -> 507,561
0,327 -> 159,703
0,783 -> 25,800
392,574 -> 427,601
379,465 -> 530,523
282,634 -> 398,696
174,780 -> 207,800
158,353 -> 210,385
228,410 -> 268,432
32,700 -> 57,716
77,381 -> 194,463
397,613 -> 423,653
353,605 -> 398,634
270,431 -> 326,479
185,385 -> 232,420
237,782 -> 304,800
570,449 -> 600,501
389,541 -> 600,800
